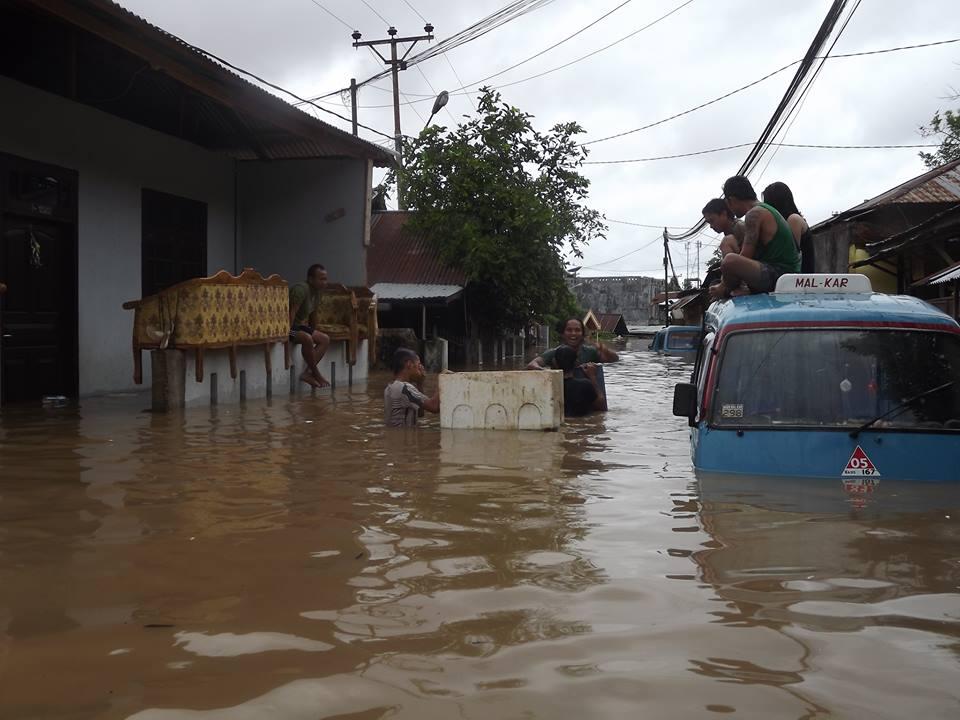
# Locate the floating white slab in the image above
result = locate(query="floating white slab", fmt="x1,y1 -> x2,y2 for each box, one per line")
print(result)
439,371 -> 563,430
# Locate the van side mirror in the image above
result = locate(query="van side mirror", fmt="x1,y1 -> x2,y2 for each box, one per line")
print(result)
673,382 -> 698,425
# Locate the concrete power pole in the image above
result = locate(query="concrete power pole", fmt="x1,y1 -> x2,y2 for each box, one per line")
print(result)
352,24 -> 435,210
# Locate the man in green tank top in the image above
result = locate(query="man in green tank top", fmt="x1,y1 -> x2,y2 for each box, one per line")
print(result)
708,175 -> 801,300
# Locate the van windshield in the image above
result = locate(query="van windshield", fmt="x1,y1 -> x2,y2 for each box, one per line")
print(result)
712,329 -> 960,430
667,330 -> 698,350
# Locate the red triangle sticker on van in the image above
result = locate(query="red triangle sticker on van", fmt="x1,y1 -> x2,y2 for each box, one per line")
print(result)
842,446 -> 881,478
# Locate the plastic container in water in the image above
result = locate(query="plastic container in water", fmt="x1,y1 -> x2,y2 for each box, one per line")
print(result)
439,371 -> 563,431
41,395 -> 68,407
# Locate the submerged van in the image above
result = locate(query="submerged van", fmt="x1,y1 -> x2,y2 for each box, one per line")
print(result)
648,325 -> 700,356
673,274 -> 960,482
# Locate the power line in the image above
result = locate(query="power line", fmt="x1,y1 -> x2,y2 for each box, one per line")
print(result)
830,36 -> 960,58
607,219 -> 689,229
301,0 -> 557,103
584,141 -> 940,164
306,0 -> 355,31
457,0 -> 639,90
484,0 -> 695,92
667,0 -> 861,241
324,0 -> 695,108
360,0 -> 391,27
581,35 -> 960,147
402,0 -> 428,23
583,61 -> 800,146
581,233 -> 663,268
170,36 -> 396,142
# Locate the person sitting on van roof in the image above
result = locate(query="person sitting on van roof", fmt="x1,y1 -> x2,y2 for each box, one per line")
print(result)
702,197 -> 744,257
709,176 -> 800,300
554,345 -> 606,417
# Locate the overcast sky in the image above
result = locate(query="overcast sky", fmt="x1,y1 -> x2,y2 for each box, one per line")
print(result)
119,0 -> 960,280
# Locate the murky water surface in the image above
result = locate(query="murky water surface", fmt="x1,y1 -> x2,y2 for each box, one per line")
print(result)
1,340 -> 959,719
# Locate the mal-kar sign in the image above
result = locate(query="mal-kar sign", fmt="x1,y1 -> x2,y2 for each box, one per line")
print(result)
774,274 -> 873,294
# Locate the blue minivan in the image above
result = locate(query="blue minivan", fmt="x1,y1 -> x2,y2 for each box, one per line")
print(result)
673,274 -> 960,482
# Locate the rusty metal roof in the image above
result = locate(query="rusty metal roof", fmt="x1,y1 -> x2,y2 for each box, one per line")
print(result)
23,0 -> 396,166
368,212 -> 467,286
848,157 -> 960,212
595,313 -> 626,333
814,158 -> 960,231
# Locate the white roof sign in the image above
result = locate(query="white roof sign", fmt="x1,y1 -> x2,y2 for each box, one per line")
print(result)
774,274 -> 873,294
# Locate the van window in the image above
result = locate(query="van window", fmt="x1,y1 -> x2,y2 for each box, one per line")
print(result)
711,329 -> 960,430
667,330 -> 698,350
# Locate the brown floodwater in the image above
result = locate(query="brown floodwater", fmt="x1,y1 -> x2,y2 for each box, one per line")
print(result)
1,339 -> 958,719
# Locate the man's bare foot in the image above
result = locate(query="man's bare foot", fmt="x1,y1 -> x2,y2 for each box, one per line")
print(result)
300,371 -> 323,388
312,372 -> 331,388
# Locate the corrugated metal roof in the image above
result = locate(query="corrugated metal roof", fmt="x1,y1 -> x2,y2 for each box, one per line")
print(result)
814,158 -> 960,231
930,264 -> 960,285
595,313 -> 626,333
371,283 -> 463,301
368,212 -> 467,286
912,259 -> 960,287
31,0 -> 396,166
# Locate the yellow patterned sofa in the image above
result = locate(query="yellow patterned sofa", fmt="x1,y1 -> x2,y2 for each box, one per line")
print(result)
310,283 -> 359,366
348,286 -> 378,367
123,269 -> 290,384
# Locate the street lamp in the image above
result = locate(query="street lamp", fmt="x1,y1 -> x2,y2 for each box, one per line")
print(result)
423,90 -> 449,130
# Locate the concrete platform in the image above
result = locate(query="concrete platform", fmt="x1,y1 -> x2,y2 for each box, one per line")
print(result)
439,370 -> 563,431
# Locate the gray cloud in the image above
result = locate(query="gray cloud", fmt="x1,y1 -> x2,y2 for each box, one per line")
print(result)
119,0 -> 960,278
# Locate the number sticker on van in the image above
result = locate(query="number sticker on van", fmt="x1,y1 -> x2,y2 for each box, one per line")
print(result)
842,446 -> 881,478
721,404 -> 744,418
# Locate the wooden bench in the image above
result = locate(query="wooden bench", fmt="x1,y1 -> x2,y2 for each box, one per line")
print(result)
123,269 -> 290,384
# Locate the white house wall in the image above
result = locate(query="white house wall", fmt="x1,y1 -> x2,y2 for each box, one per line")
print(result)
0,76 -> 236,396
238,158 -> 368,287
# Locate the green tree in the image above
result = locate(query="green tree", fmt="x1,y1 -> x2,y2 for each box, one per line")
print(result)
395,88 -> 606,333
919,107 -> 960,169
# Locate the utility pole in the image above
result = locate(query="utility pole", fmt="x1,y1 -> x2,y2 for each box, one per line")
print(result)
696,240 -> 701,288
352,24 -> 434,210
663,228 -> 670,327
349,78 -> 358,136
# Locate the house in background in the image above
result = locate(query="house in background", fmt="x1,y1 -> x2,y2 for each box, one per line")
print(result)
0,0 -> 393,405
595,312 -> 629,337
368,210 -> 473,361
810,158 -> 960,304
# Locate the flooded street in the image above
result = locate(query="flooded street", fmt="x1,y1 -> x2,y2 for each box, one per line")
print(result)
1,339 -> 959,719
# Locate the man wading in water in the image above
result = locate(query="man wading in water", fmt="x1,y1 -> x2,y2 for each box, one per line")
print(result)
289,263 -> 331,388
709,176 -> 800,300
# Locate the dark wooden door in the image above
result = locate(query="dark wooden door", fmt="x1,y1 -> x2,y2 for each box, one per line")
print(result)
0,155 -> 78,404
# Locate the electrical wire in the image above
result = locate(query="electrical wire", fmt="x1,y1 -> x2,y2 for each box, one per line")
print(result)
171,37 -> 396,142
581,36 -> 959,147
584,141 -> 940,164
607,219 -> 689,229
306,0 -> 355,31
402,0 -> 428,23
360,0 -> 391,27
454,0 -> 639,90
667,0 -> 859,241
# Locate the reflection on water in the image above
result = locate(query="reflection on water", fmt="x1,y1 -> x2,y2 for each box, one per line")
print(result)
0,341 -> 958,719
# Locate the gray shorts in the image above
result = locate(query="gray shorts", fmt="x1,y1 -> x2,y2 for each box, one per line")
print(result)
751,263 -> 783,293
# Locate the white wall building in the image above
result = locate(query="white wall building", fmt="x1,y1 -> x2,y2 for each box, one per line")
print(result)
0,0 -> 393,404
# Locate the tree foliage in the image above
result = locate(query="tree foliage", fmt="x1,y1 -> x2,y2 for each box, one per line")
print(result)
395,88 -> 606,333
919,107 -> 960,169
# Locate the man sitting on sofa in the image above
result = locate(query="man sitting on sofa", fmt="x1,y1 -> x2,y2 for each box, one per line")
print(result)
289,263 -> 331,388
